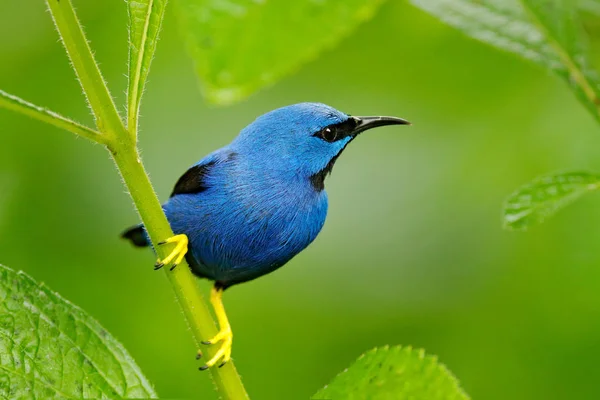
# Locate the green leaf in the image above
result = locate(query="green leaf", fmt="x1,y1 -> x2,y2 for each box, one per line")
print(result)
127,0 -> 168,133
0,264 -> 157,399
312,346 -> 469,400
175,0 -> 387,105
503,171 -> 600,230
411,0 -> 600,122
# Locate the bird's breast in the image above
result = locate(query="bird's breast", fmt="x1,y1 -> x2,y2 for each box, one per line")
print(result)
164,177 -> 328,286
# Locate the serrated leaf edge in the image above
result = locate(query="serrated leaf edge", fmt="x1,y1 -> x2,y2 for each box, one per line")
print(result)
1,265 -> 158,398
312,345 -> 469,399
502,171 -> 600,231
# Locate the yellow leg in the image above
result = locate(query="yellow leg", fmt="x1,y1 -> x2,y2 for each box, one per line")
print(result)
199,285 -> 233,370
154,234 -> 188,271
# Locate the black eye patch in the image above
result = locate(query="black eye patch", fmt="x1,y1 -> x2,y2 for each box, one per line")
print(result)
313,118 -> 358,143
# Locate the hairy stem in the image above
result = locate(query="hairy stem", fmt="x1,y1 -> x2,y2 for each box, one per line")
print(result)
46,0 -> 124,136
111,143 -> 249,400
43,0 -> 249,398
0,89 -> 103,143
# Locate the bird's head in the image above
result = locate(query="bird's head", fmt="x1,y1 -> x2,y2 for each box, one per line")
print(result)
232,103 -> 410,190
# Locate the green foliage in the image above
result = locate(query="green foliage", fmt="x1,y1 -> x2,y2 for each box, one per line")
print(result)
0,264 -> 156,399
411,0 -> 600,121
413,0 -> 600,228
523,0 -> 600,120
174,0 -> 388,105
312,346 -> 469,400
127,0 -> 168,132
3,1 -> 467,398
503,172 -> 600,230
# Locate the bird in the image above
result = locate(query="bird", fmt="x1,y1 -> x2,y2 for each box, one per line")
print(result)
122,102 -> 410,369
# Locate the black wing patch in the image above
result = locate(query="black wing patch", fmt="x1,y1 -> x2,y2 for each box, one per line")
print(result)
170,161 -> 216,197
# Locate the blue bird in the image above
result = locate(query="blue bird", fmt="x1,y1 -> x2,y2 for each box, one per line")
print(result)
122,102 -> 409,369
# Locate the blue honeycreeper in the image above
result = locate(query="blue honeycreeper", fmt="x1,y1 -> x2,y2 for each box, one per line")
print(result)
122,102 -> 410,369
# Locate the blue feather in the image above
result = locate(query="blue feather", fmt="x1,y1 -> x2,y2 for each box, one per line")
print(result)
123,102 -> 409,288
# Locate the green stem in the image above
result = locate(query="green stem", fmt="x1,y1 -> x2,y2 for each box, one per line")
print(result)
43,0 -> 249,398
110,143 -> 249,400
0,89 -> 103,143
46,0 -> 124,136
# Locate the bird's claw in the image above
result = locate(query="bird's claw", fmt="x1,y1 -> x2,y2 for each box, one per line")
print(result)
198,285 -> 233,370
199,328 -> 233,370
154,234 -> 188,271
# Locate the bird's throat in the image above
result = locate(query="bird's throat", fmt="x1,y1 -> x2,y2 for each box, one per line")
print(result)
309,141 -> 352,191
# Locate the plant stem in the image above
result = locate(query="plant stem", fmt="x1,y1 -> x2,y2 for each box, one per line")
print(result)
46,0 -> 124,136
111,143 -> 249,400
0,89 -> 103,143
43,0 -> 249,398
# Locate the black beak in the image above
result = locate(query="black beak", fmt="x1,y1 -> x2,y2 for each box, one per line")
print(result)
351,116 -> 411,135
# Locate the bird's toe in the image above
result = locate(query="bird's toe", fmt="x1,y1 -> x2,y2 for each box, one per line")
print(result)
154,234 -> 188,271
199,329 -> 233,370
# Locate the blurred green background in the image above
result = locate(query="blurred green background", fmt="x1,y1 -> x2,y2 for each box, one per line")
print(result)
2,1 -> 600,399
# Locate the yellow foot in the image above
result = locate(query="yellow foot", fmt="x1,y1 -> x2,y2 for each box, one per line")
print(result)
154,234 -> 188,271
199,328 -> 232,370
199,285 -> 233,370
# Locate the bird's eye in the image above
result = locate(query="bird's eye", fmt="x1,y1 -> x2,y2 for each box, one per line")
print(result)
318,127 -> 337,142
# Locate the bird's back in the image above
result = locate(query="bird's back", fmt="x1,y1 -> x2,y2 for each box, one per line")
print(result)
163,147 -> 328,288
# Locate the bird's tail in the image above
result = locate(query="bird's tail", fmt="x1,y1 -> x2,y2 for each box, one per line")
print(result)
121,224 -> 150,247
